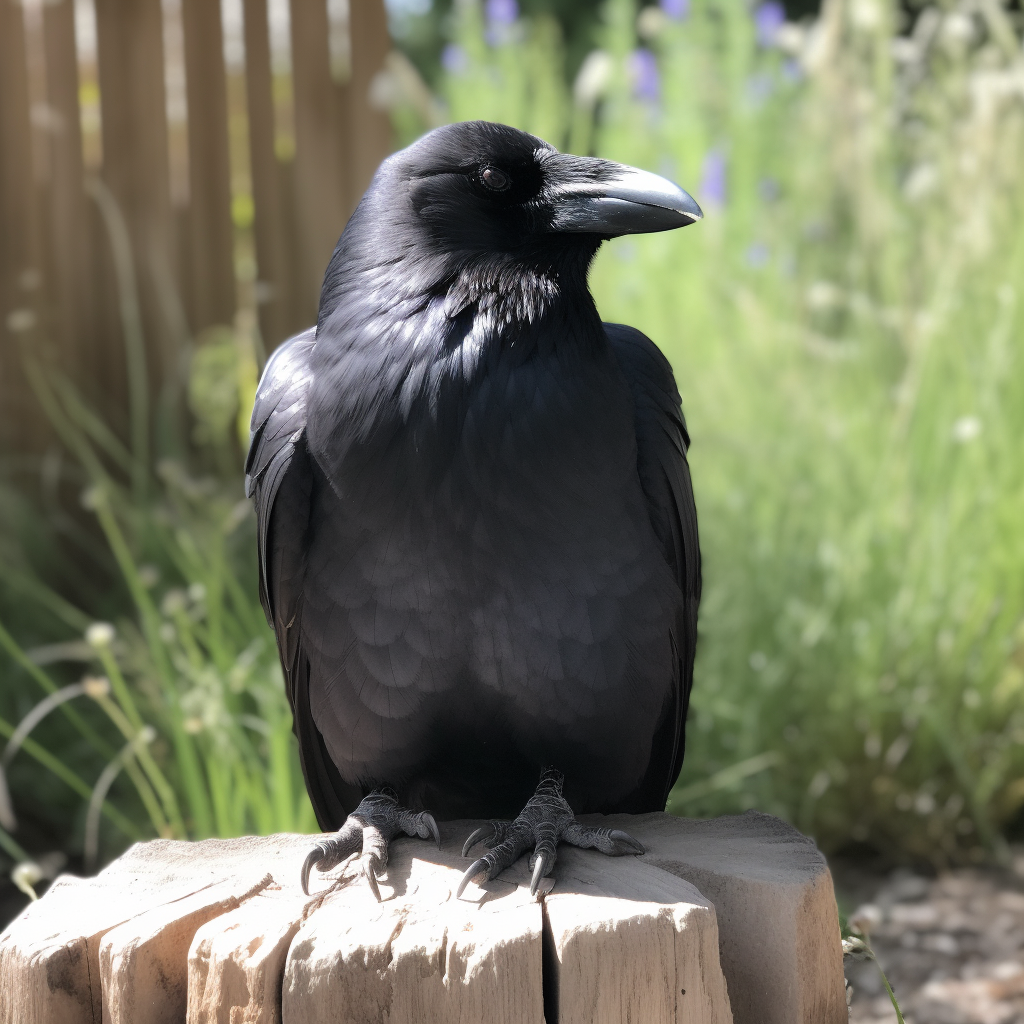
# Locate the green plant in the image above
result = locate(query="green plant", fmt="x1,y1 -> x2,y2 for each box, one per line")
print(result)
435,0 -> 1024,864
0,317 -> 315,877
4,0 -> 1023,878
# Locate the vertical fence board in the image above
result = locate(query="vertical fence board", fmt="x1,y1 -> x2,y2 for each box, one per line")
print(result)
42,0 -> 95,388
242,0 -> 297,350
181,0 -> 236,334
289,0 -> 348,322
346,0 -> 391,208
94,0 -> 177,398
3,0 -> 398,456
0,0 -> 42,454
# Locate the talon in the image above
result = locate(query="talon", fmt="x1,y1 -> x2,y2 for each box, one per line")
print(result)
610,829 -> 645,856
529,853 -> 550,897
422,811 -> 441,850
362,855 -> 383,902
301,843 -> 328,896
457,857 -> 490,898
462,825 -> 492,858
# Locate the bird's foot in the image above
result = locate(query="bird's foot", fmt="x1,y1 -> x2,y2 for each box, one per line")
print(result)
301,790 -> 440,901
458,767 -> 644,898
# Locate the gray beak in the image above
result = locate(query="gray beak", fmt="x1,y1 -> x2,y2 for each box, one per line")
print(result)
545,156 -> 703,237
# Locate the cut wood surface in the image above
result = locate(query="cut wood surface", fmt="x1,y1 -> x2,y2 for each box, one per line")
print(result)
0,811 -> 845,1024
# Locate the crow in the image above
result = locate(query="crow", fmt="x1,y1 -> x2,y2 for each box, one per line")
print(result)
246,121 -> 702,901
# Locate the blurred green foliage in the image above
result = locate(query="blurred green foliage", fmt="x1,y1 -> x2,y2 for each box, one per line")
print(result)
2,0 -> 1023,883
0,333 -> 315,877
434,0 -> 1024,864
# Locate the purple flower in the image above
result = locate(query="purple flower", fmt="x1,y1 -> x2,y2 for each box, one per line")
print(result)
746,241 -> 770,268
754,1 -> 785,47
486,0 -> 518,28
628,48 -> 660,102
441,44 -> 468,74
700,150 -> 727,206
660,0 -> 691,20
782,59 -> 803,83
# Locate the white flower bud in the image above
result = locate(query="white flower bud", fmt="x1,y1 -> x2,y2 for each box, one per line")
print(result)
85,622 -> 116,648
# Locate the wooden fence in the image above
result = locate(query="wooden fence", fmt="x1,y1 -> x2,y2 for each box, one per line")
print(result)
0,0 -> 393,455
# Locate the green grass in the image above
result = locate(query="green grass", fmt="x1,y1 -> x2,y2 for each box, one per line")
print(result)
0,338 -> 315,871
2,0 -> 1022,875
433,0 -> 1024,863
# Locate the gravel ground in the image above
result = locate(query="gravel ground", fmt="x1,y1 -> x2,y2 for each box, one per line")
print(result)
835,849 -> 1024,1024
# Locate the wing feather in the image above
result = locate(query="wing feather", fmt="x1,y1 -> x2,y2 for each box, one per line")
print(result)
606,322 -> 701,807
247,329 -> 358,829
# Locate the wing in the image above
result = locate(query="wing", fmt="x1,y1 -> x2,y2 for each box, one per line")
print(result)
246,328 -> 359,830
606,322 -> 701,809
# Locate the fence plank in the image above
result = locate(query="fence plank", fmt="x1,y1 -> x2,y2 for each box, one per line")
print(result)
346,0 -> 392,208
0,0 -> 43,453
242,0 -> 298,351
181,0 -> 236,334
3,0 -> 398,456
42,0 -> 95,387
289,0 -> 348,323
94,0 -> 179,403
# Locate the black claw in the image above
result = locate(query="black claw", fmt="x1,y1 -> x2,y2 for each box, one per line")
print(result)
462,825 -> 492,858
422,811 -> 441,850
362,856 -> 383,902
457,857 -> 490,898
609,829 -> 646,856
301,843 -> 328,896
529,853 -> 550,897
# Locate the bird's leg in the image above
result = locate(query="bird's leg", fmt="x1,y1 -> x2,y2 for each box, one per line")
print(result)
301,790 -> 440,901
458,767 -> 644,897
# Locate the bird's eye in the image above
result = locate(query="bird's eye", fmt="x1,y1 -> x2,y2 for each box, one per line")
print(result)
480,166 -> 511,191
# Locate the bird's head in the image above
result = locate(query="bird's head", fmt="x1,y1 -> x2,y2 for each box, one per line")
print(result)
327,121 -> 701,311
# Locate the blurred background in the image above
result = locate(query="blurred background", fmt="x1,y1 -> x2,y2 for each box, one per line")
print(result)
1,0 -> 1023,983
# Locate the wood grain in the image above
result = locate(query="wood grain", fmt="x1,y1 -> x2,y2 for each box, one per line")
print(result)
1,813 -> 849,1024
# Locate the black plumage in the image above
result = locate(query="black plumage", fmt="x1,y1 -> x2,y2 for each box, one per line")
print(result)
246,121 -> 702,890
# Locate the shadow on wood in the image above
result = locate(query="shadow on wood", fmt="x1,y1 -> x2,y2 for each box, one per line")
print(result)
0,812 -> 846,1024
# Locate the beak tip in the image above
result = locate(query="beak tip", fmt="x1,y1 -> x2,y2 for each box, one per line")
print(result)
548,158 -> 705,237
679,192 -> 703,224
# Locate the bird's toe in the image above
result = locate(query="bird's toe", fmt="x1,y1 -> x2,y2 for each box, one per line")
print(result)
300,821 -> 362,896
456,857 -> 492,898
563,821 -> 646,856
300,790 -> 441,897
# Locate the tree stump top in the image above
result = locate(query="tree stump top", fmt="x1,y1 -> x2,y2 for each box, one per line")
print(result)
0,811 -> 846,1024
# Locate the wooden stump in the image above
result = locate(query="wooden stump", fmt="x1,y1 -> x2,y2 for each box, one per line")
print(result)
0,812 -> 846,1024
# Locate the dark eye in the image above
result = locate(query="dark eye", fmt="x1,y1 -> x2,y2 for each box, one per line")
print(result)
481,166 -> 511,191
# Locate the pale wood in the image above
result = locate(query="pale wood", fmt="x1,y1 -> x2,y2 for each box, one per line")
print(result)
543,850 -> 731,1024
1,812 -> 847,1024
280,833 -> 550,1024
101,873 -> 274,1024
609,810 -> 849,1024
188,881 -> 313,1024
0,835 -> 297,1024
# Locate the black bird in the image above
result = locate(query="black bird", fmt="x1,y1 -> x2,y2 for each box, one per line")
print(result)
246,121 -> 702,900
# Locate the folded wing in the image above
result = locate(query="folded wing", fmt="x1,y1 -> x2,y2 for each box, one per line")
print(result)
606,323 -> 701,808
246,329 -> 359,828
